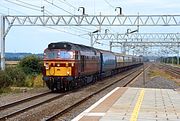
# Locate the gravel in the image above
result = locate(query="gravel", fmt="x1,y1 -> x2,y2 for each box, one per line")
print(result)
0,87 -> 49,106
144,76 -> 179,89
129,63 -> 180,89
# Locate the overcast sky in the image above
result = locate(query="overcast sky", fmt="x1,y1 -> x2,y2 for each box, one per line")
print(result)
0,0 -> 180,55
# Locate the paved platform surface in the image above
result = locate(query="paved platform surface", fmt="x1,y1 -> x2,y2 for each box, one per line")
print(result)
72,87 -> 180,121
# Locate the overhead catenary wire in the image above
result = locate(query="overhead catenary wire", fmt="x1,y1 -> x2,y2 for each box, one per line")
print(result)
16,0 -> 41,8
56,0 -> 116,38
55,0 -> 96,32
2,0 -> 90,41
3,0 -> 107,45
0,3 -> 25,15
104,0 -> 115,9
46,26 -> 89,40
56,0 -> 77,10
43,1 -> 93,33
44,0 -> 73,15
4,0 -> 92,34
56,0 -> 90,30
8,0 -> 56,16
5,0 -> 41,12
5,0 -> 53,15
44,0 -> 97,32
2,1 -> 108,50
44,0 -> 95,33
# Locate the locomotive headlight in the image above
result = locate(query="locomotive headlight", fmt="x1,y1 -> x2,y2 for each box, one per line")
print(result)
67,67 -> 71,75
44,52 -> 47,58
67,71 -> 70,76
45,63 -> 49,69
44,52 -> 46,56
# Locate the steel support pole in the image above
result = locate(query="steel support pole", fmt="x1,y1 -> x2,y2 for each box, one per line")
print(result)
143,46 -> 145,87
90,33 -> 93,47
1,16 -> 5,70
110,41 -> 112,51
123,43 -> 126,54
178,43 -> 180,65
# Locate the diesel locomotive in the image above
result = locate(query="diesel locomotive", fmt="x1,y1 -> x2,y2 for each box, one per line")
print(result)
42,42 -> 143,92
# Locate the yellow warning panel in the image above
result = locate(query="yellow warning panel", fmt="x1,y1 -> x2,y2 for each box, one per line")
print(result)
46,67 -> 71,76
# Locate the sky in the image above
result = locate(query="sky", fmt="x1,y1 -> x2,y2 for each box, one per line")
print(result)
0,0 -> 180,56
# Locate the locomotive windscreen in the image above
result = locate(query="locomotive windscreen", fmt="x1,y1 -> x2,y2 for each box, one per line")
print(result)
48,42 -> 72,50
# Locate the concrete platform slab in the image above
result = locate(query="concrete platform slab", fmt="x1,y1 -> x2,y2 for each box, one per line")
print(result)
72,87 -> 180,121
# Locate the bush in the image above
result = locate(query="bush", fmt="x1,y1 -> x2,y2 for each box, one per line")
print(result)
19,55 -> 42,75
5,67 -> 26,87
0,70 -> 10,88
0,55 -> 43,92
0,66 -> 27,90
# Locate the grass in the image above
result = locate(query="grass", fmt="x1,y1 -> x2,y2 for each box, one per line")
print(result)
33,74 -> 45,87
0,87 -> 12,94
5,61 -> 19,65
148,67 -> 180,86
0,74 -> 45,95
148,69 -> 174,80
24,74 -> 45,87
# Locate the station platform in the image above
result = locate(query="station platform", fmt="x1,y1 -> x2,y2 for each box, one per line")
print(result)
72,87 -> 180,121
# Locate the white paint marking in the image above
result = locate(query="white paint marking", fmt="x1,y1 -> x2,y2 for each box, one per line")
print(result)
85,113 -> 106,116
71,87 -> 120,121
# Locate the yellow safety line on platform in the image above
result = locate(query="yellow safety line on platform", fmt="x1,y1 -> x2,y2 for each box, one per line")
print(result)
130,89 -> 145,121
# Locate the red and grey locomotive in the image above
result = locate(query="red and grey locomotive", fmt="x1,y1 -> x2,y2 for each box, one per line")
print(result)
42,42 -> 142,92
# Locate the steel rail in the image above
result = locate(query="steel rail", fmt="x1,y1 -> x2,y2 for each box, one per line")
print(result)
0,91 -> 51,111
0,92 -> 68,120
160,64 -> 180,78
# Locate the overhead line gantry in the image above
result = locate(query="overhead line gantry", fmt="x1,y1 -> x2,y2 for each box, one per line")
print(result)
1,14 -> 180,70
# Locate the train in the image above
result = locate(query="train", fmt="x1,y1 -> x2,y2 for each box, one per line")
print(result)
42,42 -> 143,92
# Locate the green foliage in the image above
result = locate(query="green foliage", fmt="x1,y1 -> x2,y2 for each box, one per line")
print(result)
0,87 -> 11,94
0,55 -> 44,93
18,55 -> 42,75
162,57 -> 180,65
0,66 -> 26,90
5,67 -> 26,87
0,70 -> 10,88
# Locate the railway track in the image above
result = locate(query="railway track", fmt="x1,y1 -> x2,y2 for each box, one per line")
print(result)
0,91 -> 51,111
0,92 -> 68,120
44,65 -> 148,121
0,65 -> 148,121
159,64 -> 180,78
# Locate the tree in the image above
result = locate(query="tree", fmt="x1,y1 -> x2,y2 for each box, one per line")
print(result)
19,55 -> 42,75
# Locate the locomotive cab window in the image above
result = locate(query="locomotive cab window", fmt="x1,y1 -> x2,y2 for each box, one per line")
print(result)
57,51 -> 74,59
44,50 -> 74,59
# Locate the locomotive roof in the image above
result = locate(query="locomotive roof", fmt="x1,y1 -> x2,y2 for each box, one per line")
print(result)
48,42 -> 97,52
